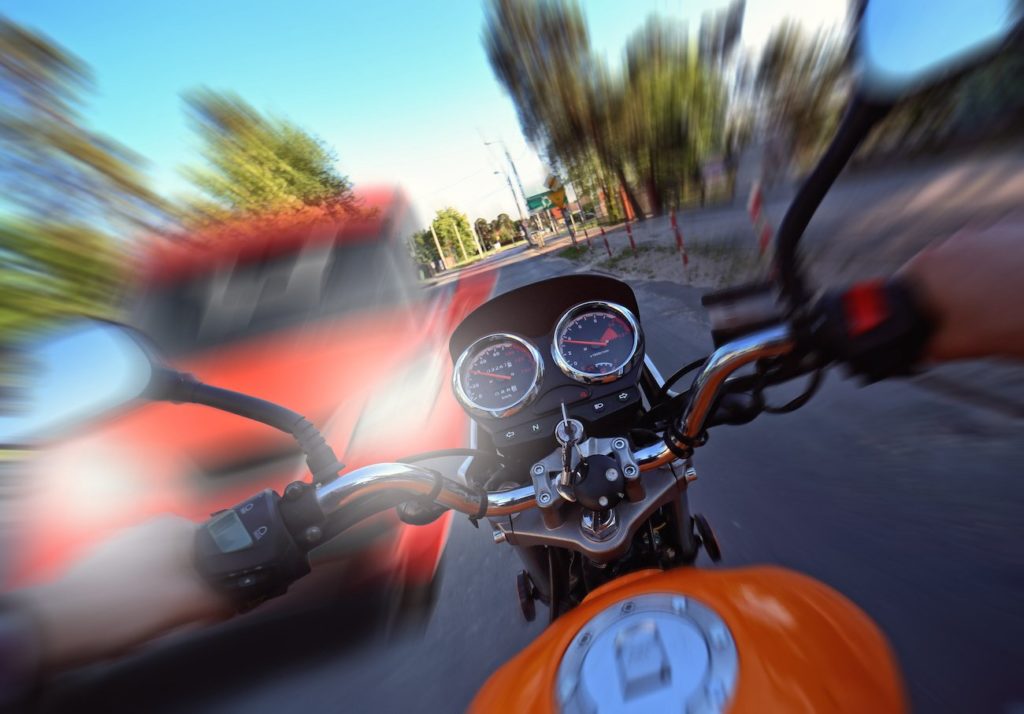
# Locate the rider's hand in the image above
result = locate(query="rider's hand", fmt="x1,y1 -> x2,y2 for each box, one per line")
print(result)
14,515 -> 231,673
900,221 -> 1024,362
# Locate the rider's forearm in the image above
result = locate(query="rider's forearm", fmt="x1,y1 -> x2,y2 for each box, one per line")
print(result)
899,223 -> 1024,363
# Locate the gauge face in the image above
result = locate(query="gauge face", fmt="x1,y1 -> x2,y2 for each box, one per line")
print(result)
454,334 -> 542,418
554,302 -> 641,383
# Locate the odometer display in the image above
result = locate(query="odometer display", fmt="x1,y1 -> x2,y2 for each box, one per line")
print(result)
554,302 -> 641,383
454,334 -> 542,418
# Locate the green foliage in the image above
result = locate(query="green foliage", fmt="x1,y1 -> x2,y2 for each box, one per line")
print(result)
558,244 -> 591,260
474,218 -> 496,250
0,18 -> 160,344
432,207 -> 476,261
484,0 -> 593,169
483,0 -> 731,218
490,213 -> 517,245
181,89 -> 357,223
623,19 -> 726,212
0,18 -> 167,233
755,24 -> 847,168
409,228 -> 439,265
0,219 -> 124,342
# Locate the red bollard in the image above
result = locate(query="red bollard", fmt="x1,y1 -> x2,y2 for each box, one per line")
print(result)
671,211 -> 688,267
600,226 -> 612,258
625,221 -> 637,256
748,181 -> 774,255
582,226 -> 592,251
759,223 -> 773,254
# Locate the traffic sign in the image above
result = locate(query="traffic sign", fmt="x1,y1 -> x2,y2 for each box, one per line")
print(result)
526,192 -> 553,211
548,188 -> 567,208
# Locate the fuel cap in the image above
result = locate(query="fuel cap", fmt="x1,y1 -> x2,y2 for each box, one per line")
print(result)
555,593 -> 738,714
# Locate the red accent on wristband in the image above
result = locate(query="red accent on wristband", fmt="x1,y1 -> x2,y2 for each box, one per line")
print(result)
844,280 -> 889,336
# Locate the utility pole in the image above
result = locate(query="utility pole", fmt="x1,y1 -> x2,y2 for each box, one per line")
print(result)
471,222 -> 487,253
450,220 -> 469,262
485,140 -> 535,248
454,220 -> 482,256
429,222 -> 447,271
495,171 -> 531,246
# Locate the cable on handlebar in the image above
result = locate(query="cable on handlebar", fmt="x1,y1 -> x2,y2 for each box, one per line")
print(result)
762,368 -> 824,414
654,355 -> 708,403
662,420 -> 705,460
397,448 -> 501,465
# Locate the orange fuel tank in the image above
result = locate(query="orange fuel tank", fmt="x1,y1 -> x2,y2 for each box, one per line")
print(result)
470,566 -> 906,713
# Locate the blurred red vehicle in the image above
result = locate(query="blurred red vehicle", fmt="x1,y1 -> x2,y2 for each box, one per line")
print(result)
5,189 -> 496,619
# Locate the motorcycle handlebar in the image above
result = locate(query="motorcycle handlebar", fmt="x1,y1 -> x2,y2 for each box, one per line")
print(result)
314,325 -> 797,521
314,462 -> 536,518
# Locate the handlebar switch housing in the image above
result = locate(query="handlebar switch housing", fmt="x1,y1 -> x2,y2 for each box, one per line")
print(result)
810,278 -> 935,382
195,487 -> 323,612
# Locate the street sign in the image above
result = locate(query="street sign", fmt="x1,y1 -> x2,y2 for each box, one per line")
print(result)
526,192 -> 553,211
543,174 -> 568,207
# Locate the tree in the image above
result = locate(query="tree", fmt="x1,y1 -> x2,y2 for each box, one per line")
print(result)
755,24 -> 848,169
0,19 -> 167,233
409,228 -> 440,265
483,0 -> 730,220
484,0 -> 592,170
623,18 -> 726,213
181,89 -> 357,224
490,213 -> 517,245
474,218 -> 496,249
432,207 -> 475,262
0,18 -> 164,344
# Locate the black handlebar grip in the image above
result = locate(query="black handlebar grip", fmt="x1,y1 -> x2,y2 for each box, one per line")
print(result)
810,278 -> 936,382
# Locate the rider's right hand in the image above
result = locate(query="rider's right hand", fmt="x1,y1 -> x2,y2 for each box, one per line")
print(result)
900,220 -> 1024,362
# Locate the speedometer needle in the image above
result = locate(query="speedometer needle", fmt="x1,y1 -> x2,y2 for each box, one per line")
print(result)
472,370 -> 512,380
563,339 -> 607,346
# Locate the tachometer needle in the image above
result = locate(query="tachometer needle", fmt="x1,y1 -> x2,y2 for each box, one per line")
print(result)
472,370 -> 512,380
563,339 -> 607,346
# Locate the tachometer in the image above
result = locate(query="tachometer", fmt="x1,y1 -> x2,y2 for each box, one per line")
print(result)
453,334 -> 542,418
553,301 -> 642,383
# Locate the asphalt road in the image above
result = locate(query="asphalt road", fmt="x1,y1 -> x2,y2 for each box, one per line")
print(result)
44,234 -> 1024,713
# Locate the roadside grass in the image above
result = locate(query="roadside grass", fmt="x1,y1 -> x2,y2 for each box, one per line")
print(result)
558,244 -> 593,260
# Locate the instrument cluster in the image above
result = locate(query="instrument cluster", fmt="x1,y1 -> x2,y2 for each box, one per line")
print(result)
449,276 -> 646,454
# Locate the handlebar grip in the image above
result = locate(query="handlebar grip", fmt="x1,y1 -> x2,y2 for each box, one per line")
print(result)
810,278 -> 936,382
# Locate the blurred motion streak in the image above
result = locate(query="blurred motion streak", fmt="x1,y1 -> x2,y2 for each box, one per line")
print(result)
0,14 -> 505,621
4,189 -> 500,630
0,18 -> 164,348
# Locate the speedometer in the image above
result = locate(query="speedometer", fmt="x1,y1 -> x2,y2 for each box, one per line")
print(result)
453,334 -> 543,419
553,301 -> 642,383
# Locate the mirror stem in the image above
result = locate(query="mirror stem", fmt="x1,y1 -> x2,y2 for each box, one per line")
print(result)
153,369 -> 344,484
773,96 -> 891,310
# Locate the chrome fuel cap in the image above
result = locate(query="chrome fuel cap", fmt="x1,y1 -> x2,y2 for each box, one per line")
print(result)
556,594 -> 738,714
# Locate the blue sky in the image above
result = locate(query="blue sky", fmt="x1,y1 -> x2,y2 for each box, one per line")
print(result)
4,0 -> 845,226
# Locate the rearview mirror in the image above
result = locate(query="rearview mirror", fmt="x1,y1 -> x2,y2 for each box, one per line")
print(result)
859,0 -> 1022,102
0,321 -> 156,445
